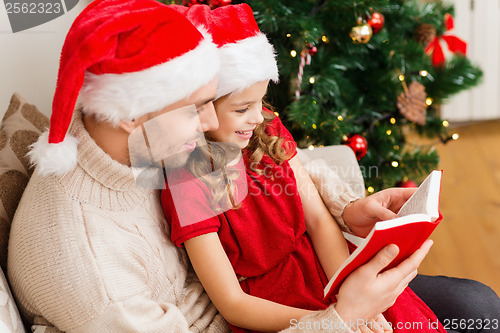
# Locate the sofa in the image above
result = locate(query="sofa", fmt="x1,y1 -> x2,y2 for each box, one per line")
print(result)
0,92 -> 365,332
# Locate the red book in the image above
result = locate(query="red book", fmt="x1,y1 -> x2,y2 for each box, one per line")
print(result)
324,170 -> 443,300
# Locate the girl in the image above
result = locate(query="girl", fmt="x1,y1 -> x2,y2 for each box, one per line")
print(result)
162,4 -> 444,333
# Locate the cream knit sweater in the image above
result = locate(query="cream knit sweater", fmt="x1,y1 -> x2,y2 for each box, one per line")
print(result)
7,110 -> 355,332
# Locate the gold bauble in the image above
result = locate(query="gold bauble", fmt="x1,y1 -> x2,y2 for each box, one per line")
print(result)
350,23 -> 373,44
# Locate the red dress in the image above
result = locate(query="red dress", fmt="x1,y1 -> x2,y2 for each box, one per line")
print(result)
161,113 -> 445,333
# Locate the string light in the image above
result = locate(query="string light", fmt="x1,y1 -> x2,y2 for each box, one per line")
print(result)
394,145 -> 400,150
342,135 -> 348,141
442,120 -> 449,127
426,97 -> 433,106
274,112 -> 280,117
419,70 -> 428,77
312,123 -> 317,129
367,186 -> 375,194
386,130 -> 392,136
337,115 -> 344,121
390,117 -> 396,124
308,145 -> 315,150
313,100 -> 317,104
391,161 -> 399,168
322,35 -> 328,43
309,77 -> 315,84
398,74 -> 405,81
290,50 -> 297,57
286,33 -> 291,38
452,133 -> 460,140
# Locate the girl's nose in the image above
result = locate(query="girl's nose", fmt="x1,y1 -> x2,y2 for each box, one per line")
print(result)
249,107 -> 264,125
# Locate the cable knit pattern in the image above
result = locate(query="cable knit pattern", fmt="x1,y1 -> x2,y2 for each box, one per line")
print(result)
7,109 -> 227,332
7,109 -> 354,332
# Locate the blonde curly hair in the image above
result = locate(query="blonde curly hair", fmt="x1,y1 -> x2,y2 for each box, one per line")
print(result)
186,102 -> 293,211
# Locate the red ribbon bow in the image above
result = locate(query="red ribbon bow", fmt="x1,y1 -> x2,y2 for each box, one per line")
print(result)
425,13 -> 467,67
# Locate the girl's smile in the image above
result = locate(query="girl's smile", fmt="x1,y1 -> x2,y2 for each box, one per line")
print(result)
235,128 -> 255,140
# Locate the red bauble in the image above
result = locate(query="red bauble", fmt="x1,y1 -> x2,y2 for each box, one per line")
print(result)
368,12 -> 385,34
343,134 -> 368,160
208,0 -> 232,8
396,179 -> 418,188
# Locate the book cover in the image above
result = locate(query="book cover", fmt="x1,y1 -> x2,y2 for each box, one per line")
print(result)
324,170 -> 443,300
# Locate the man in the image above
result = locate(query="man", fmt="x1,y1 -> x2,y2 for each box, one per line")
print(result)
6,0 -> 438,332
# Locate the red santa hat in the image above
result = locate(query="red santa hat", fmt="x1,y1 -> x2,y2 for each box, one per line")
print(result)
172,3 -> 278,99
29,0 -> 220,176
210,4 -> 279,99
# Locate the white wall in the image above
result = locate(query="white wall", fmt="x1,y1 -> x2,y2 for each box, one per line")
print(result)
441,0 -> 500,122
0,1 -> 92,119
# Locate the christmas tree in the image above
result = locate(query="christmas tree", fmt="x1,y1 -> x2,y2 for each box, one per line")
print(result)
166,0 -> 483,192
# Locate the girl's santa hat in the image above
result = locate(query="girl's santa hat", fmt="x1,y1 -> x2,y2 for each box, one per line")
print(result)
29,0 -> 220,176
173,3 -> 278,99
211,4 -> 279,99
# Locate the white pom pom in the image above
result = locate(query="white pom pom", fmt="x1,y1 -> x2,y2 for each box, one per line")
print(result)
28,131 -> 79,176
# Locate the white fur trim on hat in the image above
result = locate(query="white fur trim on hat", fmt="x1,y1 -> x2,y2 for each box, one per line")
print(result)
79,37 -> 220,126
215,32 -> 279,99
28,131 -> 79,176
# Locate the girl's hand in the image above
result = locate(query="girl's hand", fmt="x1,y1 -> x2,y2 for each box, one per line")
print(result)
334,240 -> 433,326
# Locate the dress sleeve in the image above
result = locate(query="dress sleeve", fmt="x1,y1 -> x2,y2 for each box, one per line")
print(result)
161,173 -> 221,247
263,108 -> 298,159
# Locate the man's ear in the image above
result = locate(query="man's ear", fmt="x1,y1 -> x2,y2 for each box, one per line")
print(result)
118,119 -> 137,134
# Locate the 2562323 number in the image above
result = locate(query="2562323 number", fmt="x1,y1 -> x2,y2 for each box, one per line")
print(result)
5,2 -> 62,14
442,318 -> 499,330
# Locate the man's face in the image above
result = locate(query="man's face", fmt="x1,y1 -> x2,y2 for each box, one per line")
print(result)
128,78 -> 218,175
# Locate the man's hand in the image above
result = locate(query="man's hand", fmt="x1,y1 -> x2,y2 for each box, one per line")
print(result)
342,188 -> 417,237
334,239 -> 433,328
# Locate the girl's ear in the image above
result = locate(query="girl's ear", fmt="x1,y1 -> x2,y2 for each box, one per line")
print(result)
118,119 -> 137,134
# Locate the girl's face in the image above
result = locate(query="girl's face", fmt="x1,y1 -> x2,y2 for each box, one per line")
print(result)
210,80 -> 269,149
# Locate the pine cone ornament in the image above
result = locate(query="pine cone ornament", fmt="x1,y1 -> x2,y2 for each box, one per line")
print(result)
397,81 -> 428,125
414,23 -> 437,48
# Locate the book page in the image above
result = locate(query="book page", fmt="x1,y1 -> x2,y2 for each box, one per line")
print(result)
397,170 -> 441,219
342,232 -> 364,246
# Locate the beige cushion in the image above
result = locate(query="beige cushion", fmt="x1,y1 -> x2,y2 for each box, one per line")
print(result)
0,93 -> 49,270
297,145 -> 365,198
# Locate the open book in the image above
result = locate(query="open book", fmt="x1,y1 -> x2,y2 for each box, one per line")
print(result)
324,170 -> 443,300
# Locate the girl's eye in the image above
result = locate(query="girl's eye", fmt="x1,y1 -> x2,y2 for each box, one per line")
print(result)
235,107 -> 249,114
